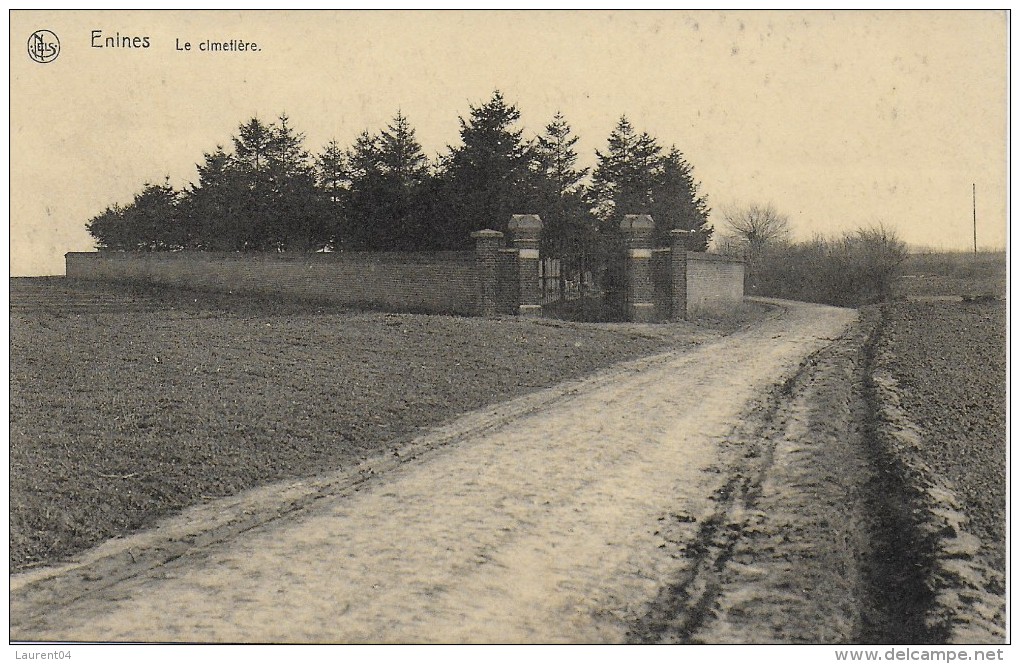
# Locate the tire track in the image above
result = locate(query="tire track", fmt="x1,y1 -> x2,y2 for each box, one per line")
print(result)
12,300 -> 854,644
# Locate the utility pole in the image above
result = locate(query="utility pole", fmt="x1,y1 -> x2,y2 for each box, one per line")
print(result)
973,183 -> 978,254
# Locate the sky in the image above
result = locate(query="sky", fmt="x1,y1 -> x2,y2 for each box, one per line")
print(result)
9,9 -> 1008,276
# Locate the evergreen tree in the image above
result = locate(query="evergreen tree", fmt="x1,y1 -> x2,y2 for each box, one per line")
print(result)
373,111 -> 431,250
532,112 -> 595,288
341,113 -> 433,251
378,111 -> 429,186
316,140 -> 348,204
85,203 -> 129,250
265,114 -> 328,251
590,117 -> 712,249
232,117 -> 274,174
228,117 -> 275,249
437,90 -> 536,247
649,147 -> 712,250
589,116 -> 663,230
342,130 -> 384,250
315,139 -> 349,249
91,115 -> 328,253
181,146 -> 247,250
592,117 -> 722,318
207,114 -> 328,251
87,180 -> 181,251
270,114 -> 309,177
588,117 -> 664,316
129,178 -> 183,250
85,107 -> 713,262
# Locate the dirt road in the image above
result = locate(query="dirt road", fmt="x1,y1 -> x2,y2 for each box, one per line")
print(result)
11,300 -> 854,644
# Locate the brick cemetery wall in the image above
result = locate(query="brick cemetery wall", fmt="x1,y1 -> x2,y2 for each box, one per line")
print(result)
684,252 -> 746,316
65,250 -> 480,316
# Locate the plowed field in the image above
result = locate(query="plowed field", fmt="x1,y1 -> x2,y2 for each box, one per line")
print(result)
10,277 -> 765,572
877,300 -> 1006,572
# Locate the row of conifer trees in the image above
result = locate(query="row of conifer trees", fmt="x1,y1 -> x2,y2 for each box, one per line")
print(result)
86,91 -> 713,260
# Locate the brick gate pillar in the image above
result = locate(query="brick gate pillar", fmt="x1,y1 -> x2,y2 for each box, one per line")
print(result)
507,214 -> 543,317
670,229 -> 695,321
620,214 -> 656,322
472,229 -> 504,317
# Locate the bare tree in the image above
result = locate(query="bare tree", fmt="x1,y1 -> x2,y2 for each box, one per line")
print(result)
722,202 -> 790,258
711,232 -> 747,259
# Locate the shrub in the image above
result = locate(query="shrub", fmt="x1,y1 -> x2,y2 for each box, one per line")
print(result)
750,224 -> 908,307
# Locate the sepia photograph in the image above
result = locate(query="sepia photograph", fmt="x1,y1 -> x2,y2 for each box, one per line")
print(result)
8,8 -> 1008,658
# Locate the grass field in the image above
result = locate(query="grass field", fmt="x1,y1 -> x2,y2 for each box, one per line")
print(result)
10,278 -> 766,571
894,251 -> 1006,299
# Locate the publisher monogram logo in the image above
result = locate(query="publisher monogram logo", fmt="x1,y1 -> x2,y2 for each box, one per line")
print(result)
28,29 -> 60,63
